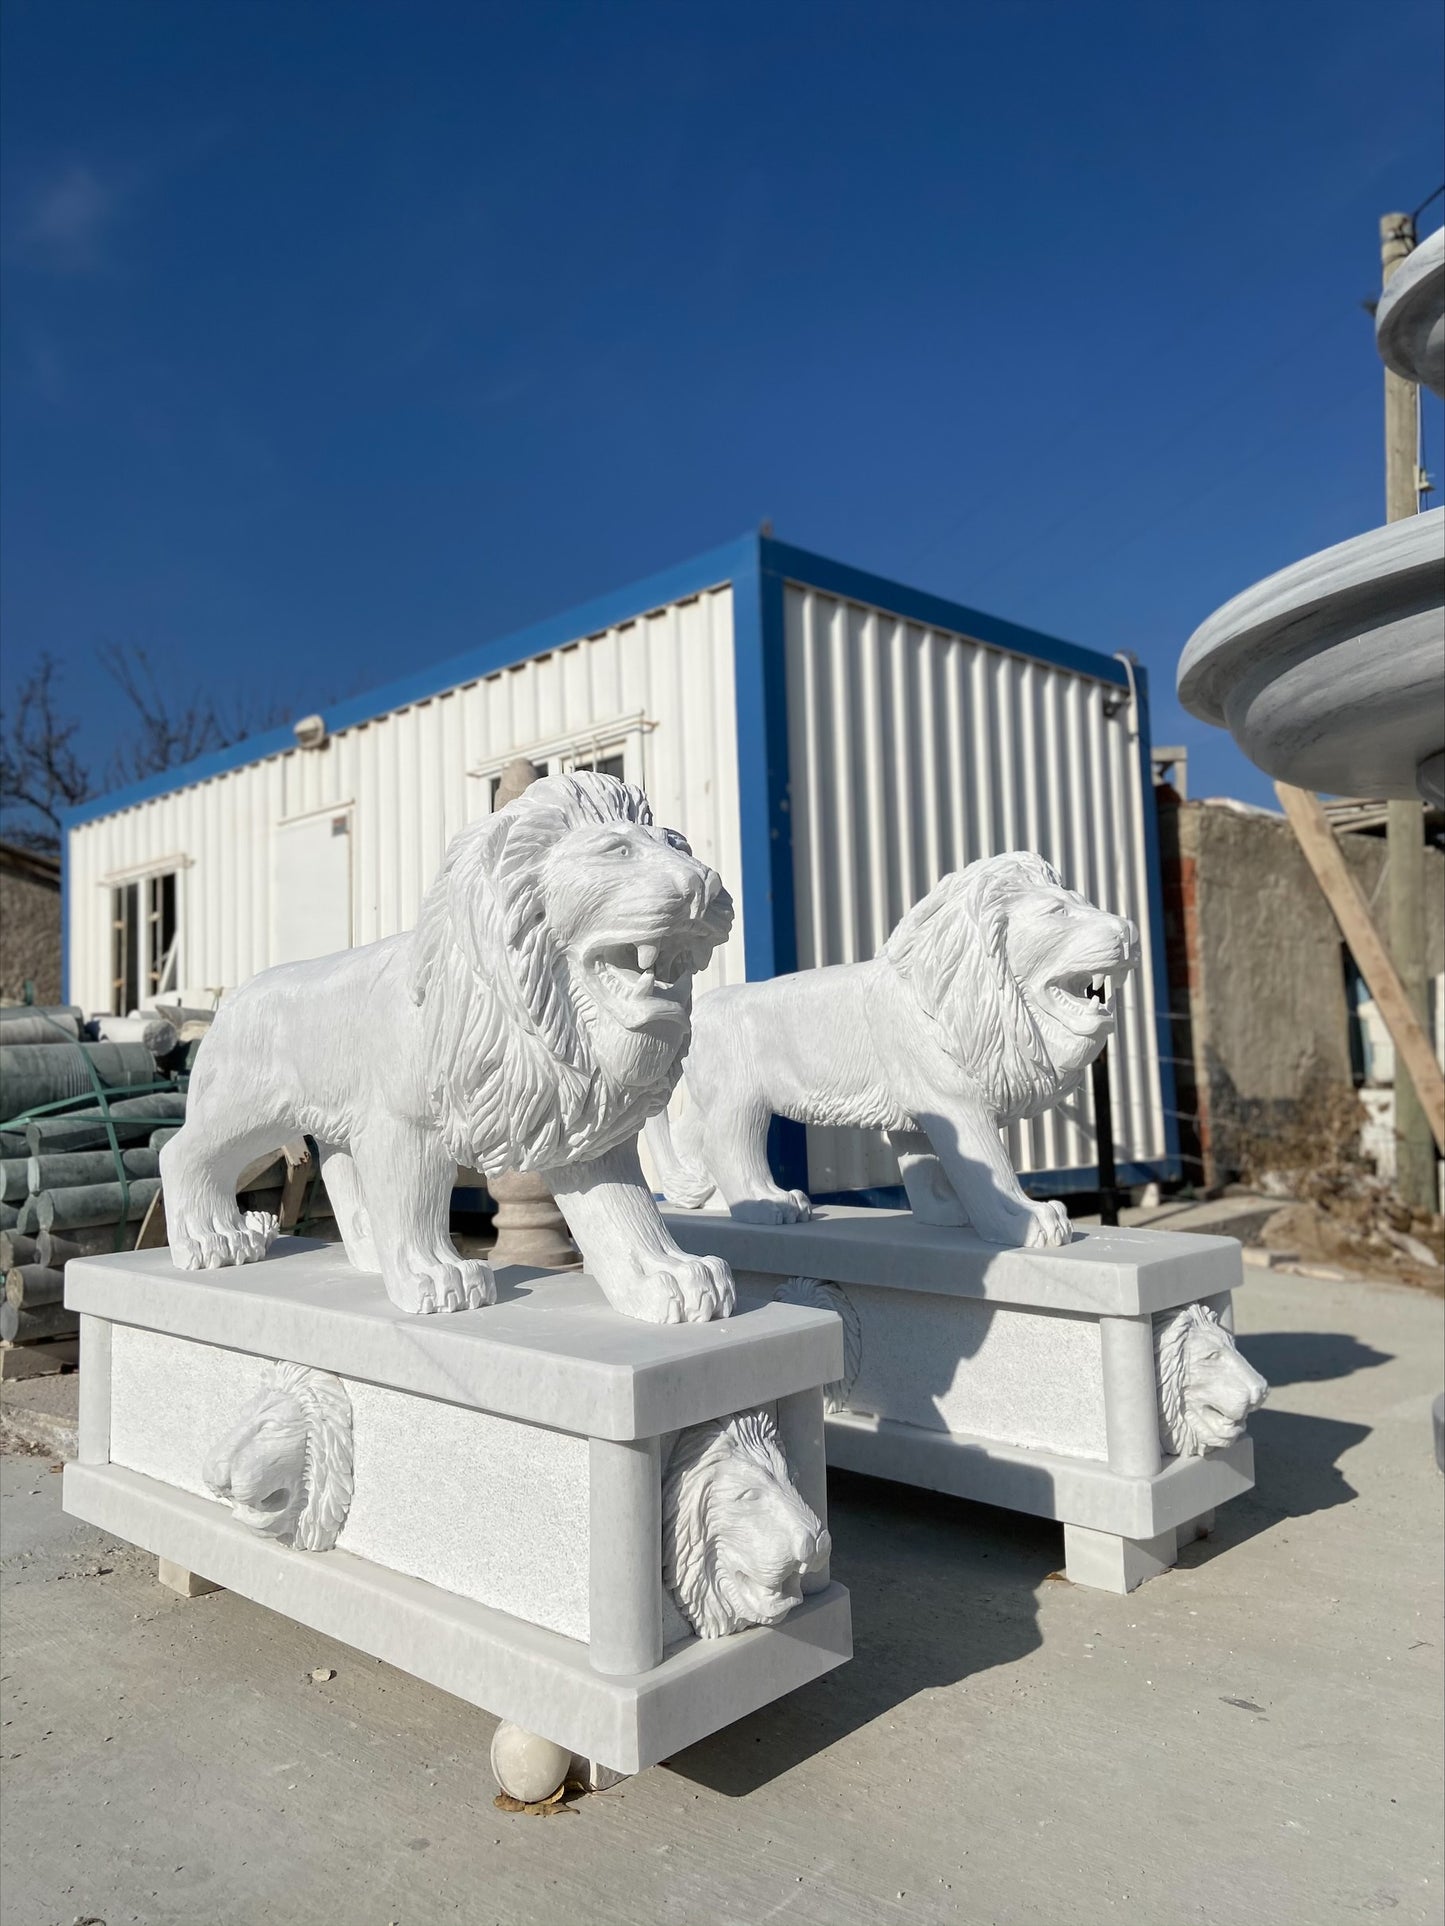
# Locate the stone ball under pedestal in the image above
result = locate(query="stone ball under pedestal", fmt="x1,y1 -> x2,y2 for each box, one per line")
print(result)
489,1722 -> 573,1804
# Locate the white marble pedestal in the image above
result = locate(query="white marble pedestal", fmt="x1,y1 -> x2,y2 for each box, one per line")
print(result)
662,1209 -> 1258,1593
63,1240 -> 851,1776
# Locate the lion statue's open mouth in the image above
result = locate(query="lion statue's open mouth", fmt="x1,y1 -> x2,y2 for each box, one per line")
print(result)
581,933 -> 717,1031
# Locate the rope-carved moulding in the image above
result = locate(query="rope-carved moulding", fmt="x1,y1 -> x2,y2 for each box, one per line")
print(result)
203,1361 -> 354,1551
772,1278 -> 862,1413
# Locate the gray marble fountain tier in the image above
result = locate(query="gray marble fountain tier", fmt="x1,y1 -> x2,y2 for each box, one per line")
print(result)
1376,224 -> 1445,399
1177,506 -> 1445,806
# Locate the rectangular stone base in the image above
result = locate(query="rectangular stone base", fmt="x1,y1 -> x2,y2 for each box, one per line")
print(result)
64,1239 -> 852,1773
663,1208 -> 1260,1592
65,1461 -> 850,1774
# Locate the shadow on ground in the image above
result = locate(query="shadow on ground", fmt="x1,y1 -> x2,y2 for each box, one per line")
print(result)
1235,1329 -> 1392,1387
671,1320 -> 1379,1795
666,1467 -> 1051,1797
1177,1401 -> 1369,1575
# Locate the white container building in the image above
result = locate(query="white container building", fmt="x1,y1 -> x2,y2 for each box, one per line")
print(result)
62,533 -> 1179,1199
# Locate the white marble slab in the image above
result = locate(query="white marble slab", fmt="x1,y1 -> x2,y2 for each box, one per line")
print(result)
64,1461 -> 850,1774
67,1238 -> 843,1440
664,1209 -> 1242,1314
109,1325 -> 595,1640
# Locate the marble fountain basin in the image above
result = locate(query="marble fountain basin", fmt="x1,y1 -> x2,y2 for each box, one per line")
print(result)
1178,507 -> 1445,805
1376,224 -> 1444,399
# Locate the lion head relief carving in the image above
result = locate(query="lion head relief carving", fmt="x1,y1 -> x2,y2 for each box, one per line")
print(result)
203,1362 -> 354,1551
662,1407 -> 830,1639
1154,1302 -> 1268,1457
411,770 -> 734,1176
884,851 -> 1139,1123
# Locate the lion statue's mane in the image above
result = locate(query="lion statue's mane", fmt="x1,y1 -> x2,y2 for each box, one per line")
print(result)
410,773 -> 704,1176
662,1407 -> 829,1639
203,1362 -> 354,1552
1154,1302 -> 1269,1458
884,851 -> 1081,1124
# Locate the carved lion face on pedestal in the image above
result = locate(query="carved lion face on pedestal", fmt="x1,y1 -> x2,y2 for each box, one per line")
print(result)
663,1408 -> 831,1639
1154,1302 -> 1269,1456
203,1362 -> 354,1552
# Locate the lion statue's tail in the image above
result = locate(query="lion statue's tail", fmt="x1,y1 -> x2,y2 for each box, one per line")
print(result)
645,1105 -> 717,1210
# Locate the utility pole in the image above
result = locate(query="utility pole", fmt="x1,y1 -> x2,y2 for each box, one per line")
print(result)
1380,212 -> 1435,1213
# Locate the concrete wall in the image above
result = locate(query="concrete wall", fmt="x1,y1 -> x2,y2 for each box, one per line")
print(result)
1158,796 -> 1444,1185
0,845 -> 62,1007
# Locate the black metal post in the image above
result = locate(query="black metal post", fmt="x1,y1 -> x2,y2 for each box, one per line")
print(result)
1089,985 -> 1120,1228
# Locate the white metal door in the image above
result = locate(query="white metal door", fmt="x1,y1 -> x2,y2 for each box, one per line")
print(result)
272,808 -> 353,964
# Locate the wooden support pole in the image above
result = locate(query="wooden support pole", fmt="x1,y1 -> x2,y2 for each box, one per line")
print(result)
1379,211 -> 1436,1209
1274,780 -> 1445,1151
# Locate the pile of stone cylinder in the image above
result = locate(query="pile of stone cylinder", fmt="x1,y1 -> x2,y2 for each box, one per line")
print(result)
1,999 -> 344,1348
0,1002 -> 187,1344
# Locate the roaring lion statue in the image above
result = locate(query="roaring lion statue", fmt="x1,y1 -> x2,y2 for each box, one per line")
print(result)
662,1407 -> 831,1638
1154,1302 -> 1268,1456
648,851 -> 1137,1248
203,1362 -> 354,1552
162,772 -> 737,1323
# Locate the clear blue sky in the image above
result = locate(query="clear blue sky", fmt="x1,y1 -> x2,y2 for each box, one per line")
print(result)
3,0 -> 1442,810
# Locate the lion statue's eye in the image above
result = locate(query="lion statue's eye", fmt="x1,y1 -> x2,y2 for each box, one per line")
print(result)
599,838 -> 634,859
665,831 -> 691,854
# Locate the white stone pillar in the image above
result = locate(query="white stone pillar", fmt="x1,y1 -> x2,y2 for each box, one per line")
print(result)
1099,1313 -> 1163,1478
775,1387 -> 830,1593
587,1436 -> 663,1676
77,1314 -> 111,1465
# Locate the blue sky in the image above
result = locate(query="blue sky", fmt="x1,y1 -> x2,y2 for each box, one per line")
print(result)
3,0 -> 1442,811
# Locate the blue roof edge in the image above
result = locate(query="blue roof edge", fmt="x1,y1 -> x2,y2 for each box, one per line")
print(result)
761,536 -> 1130,688
61,531 -> 762,831
62,529 -> 1126,830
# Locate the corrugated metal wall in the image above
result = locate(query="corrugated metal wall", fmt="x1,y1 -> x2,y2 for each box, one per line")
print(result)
783,582 -> 1167,1189
68,586 -> 744,1011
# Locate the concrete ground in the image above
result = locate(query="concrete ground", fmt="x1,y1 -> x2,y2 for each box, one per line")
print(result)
1,1268 -> 1440,1926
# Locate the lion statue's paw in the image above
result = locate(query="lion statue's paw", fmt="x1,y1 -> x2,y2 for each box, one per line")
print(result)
612,1252 -> 735,1324
730,1191 -> 813,1227
172,1209 -> 278,1271
1021,1199 -> 1071,1249
390,1256 -> 497,1316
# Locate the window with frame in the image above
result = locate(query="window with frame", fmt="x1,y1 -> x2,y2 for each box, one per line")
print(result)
111,871 -> 179,1014
484,744 -> 629,812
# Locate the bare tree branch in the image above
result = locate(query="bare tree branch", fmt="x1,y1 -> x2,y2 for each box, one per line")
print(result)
2,645 -> 291,851
96,643 -> 234,786
0,653 -> 94,850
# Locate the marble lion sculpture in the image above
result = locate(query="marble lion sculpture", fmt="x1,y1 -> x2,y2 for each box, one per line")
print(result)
1154,1302 -> 1268,1456
662,1408 -> 831,1638
203,1362 -> 354,1552
161,771 -> 737,1323
649,851 -> 1138,1249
